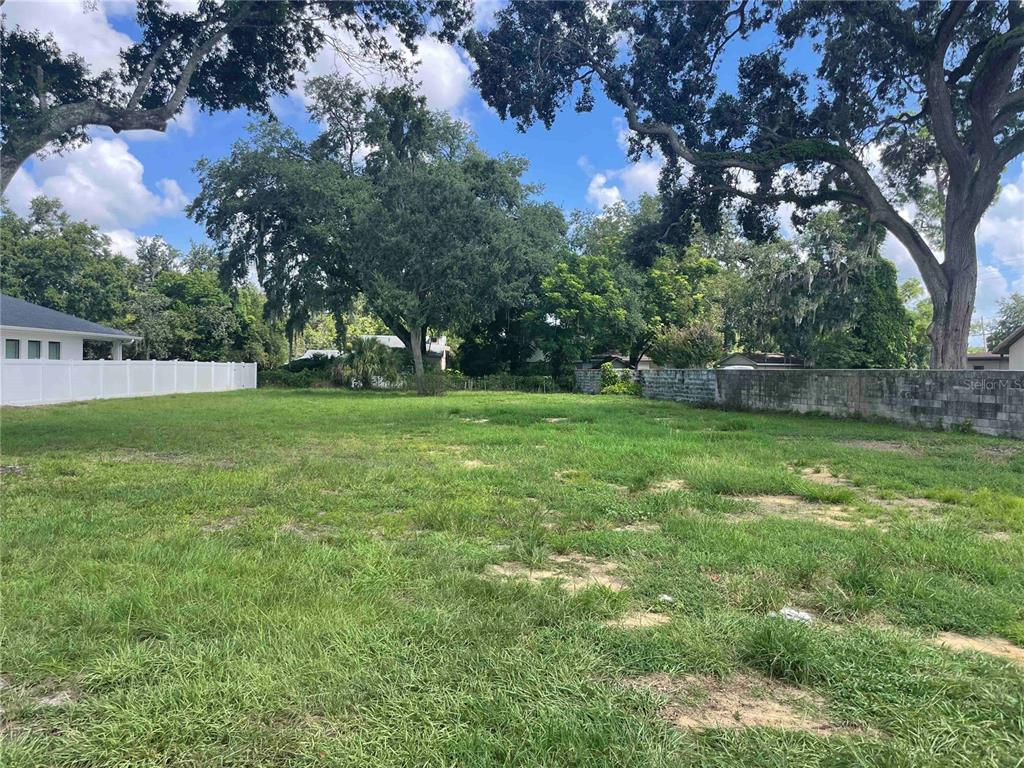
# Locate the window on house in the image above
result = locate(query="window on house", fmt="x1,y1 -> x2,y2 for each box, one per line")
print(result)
48,341 -> 61,360
27,340 -> 41,359
5,339 -> 20,359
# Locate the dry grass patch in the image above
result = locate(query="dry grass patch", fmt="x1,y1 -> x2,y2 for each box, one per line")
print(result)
844,439 -> 918,454
485,553 -> 625,592
280,521 -> 333,540
461,459 -> 490,469
543,417 -> 569,423
731,495 -> 863,530
611,521 -> 661,533
200,515 -> 246,533
623,672 -> 847,733
648,479 -> 690,493
1,464 -> 25,476
603,611 -> 671,629
797,466 -> 853,487
931,632 -> 1024,665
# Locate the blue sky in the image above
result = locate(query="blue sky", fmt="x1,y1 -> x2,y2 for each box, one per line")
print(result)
5,0 -> 1023,344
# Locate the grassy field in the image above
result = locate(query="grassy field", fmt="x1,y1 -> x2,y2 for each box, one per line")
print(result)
2,389 -> 1023,767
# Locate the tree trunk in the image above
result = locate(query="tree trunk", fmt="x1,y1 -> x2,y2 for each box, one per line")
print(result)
928,227 -> 977,370
409,324 -> 426,394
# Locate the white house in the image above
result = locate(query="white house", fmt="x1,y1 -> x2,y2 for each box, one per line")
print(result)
991,325 -> 1024,370
1,294 -> 138,361
0,294 -> 257,406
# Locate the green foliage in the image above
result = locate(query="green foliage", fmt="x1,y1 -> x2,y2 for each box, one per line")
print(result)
192,79 -> 565,394
716,213 -> 913,368
650,322 -> 723,369
466,2 -> 1024,367
0,197 -> 134,327
534,197 -> 715,378
900,279 -> 933,368
598,362 -> 640,395
257,367 -> 332,388
2,2 -> 470,187
2,196 -> 285,365
987,293 -> 1024,350
347,336 -> 399,389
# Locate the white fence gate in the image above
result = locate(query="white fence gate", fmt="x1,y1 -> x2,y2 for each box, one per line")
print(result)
0,360 -> 257,406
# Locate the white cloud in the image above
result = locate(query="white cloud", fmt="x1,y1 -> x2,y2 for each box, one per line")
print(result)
105,228 -> 139,259
3,0 -> 133,73
582,121 -> 665,209
8,137 -> 189,229
293,26 -> 472,116
976,160 -> 1024,270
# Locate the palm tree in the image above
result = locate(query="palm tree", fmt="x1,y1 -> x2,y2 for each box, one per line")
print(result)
346,337 -> 398,389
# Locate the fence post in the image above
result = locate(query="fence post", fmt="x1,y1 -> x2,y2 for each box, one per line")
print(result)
151,359 -> 157,396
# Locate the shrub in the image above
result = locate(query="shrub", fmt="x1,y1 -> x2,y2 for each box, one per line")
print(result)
599,361 -> 621,389
599,379 -> 641,396
598,362 -> 639,396
650,322 -> 724,369
258,367 -> 332,388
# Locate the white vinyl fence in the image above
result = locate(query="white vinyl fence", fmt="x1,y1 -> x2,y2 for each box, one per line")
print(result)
0,360 -> 257,406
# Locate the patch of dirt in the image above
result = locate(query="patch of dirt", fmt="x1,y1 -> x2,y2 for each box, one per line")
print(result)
543,417 -> 569,423
731,495 -> 863,530
649,479 -> 690,493
485,553 -> 625,592
984,531 -> 1013,542
462,459 -> 490,469
844,440 -> 918,454
931,632 -> 1024,665
976,444 -> 1020,462
870,495 -> 941,513
201,515 -> 244,533
611,521 -> 661,533
0,465 -> 24,476
798,467 -> 853,487
604,611 -> 671,629
281,522 -> 333,540
36,690 -> 75,708
623,672 -> 847,733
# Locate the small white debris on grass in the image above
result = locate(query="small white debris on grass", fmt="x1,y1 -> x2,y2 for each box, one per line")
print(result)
658,594 -> 676,604
770,606 -> 815,623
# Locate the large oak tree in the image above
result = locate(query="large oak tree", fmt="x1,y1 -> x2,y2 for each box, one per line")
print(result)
1,0 -> 470,192
465,0 -> 1024,368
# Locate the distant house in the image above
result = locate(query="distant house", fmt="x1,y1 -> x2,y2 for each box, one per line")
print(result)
575,352 -> 660,371
0,294 -> 138,362
716,352 -> 806,370
298,335 -> 450,370
990,324 -> 1024,370
965,352 -> 1009,371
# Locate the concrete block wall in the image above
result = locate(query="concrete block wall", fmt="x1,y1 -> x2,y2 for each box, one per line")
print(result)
575,367 -> 1024,439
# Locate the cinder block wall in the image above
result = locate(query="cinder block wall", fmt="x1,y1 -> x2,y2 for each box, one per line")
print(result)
575,368 -> 1024,438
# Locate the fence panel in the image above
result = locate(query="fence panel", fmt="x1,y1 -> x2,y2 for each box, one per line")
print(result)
0,360 -> 258,406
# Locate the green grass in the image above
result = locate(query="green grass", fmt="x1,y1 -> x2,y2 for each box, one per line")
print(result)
2,389 -> 1023,767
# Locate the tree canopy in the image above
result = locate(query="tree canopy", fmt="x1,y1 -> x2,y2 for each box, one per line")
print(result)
1,0 -> 471,191
466,0 -> 1024,368
190,78 -> 565,391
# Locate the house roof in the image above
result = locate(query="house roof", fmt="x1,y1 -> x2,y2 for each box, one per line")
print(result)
992,324 -> 1024,355
0,294 -> 138,340
363,335 -> 449,355
717,352 -> 805,368
966,352 -> 1007,361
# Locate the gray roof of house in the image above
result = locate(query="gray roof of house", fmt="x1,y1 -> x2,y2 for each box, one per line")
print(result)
0,294 -> 137,339
992,324 -> 1024,355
